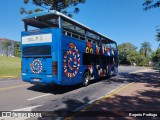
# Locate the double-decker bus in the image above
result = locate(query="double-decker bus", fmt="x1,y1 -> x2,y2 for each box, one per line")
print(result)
21,10 -> 118,86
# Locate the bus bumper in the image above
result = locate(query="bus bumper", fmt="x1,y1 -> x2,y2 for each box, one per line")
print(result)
21,73 -> 60,85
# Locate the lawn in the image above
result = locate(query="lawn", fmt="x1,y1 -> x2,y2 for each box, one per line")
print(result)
0,56 -> 21,77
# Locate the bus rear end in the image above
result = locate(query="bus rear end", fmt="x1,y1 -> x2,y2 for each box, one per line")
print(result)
21,11 -> 62,85
21,29 -> 59,85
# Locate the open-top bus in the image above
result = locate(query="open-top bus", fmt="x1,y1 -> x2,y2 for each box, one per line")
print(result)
21,10 -> 118,86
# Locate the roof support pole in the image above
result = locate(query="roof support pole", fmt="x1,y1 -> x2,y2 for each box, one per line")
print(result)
85,30 -> 88,42
58,16 -> 63,34
24,23 -> 28,31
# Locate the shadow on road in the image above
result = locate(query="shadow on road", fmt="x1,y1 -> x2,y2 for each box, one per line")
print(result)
27,84 -> 82,94
27,76 -> 111,94
32,69 -> 160,119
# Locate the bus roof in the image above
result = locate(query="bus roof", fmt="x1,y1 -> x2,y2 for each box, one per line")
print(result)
22,10 -> 116,44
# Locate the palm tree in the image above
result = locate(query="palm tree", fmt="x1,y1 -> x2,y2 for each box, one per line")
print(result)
140,41 -> 152,57
155,27 -> 160,47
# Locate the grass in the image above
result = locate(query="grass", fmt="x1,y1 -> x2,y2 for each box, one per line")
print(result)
0,56 -> 21,77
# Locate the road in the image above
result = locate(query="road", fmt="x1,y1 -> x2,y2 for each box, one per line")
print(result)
0,66 -> 150,119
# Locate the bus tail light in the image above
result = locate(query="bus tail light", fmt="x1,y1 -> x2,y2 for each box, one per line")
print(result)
21,61 -> 22,72
52,62 -> 58,75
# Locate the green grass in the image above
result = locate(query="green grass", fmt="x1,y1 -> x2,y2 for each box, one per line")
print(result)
0,56 -> 21,77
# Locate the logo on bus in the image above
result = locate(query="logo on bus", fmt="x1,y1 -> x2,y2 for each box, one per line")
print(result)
30,59 -> 42,74
63,43 -> 80,78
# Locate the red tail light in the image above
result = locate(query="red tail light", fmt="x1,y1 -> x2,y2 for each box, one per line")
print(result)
21,61 -> 22,72
52,62 -> 58,75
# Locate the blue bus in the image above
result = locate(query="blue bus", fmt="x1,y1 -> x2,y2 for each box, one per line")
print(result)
21,10 -> 118,86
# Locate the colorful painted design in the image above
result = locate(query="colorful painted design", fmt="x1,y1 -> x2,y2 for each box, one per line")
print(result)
30,59 -> 42,74
86,42 -> 93,53
64,43 -> 80,78
96,45 -> 100,55
85,42 -> 94,80
88,65 -> 94,79
96,45 -> 106,55
105,47 -> 110,56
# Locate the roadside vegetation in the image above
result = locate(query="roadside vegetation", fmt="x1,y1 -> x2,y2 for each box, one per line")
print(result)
0,56 -> 21,77
118,42 -> 160,67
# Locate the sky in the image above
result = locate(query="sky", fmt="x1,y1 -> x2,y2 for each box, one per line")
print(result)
0,0 -> 159,51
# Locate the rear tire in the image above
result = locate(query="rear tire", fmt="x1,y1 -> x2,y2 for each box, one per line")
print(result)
82,72 -> 90,87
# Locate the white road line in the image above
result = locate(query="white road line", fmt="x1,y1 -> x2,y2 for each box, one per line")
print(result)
129,69 -> 152,74
0,80 -> 13,82
13,105 -> 42,111
0,79 -> 20,82
27,94 -> 51,101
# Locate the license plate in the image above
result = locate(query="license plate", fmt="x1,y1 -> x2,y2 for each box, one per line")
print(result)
33,78 -> 40,82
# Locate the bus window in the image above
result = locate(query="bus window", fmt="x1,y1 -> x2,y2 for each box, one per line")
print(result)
83,53 -> 91,65
110,43 -> 117,50
100,55 -> 106,65
23,45 -> 51,56
80,36 -> 85,40
72,33 -> 79,39
67,32 -> 72,37
106,56 -> 110,65
110,57 -> 113,64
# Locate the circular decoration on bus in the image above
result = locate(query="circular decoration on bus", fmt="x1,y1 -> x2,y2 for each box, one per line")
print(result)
64,43 -> 80,78
30,59 -> 42,74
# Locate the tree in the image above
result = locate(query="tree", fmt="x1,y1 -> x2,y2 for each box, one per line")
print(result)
152,48 -> 160,65
155,26 -> 160,46
118,43 -> 138,65
2,41 -> 11,57
143,0 -> 160,10
139,41 -> 152,66
143,1 -> 160,47
14,42 -> 21,57
139,41 -> 152,57
20,0 -> 86,17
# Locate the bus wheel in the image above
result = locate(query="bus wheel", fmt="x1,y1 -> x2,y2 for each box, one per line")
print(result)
82,72 -> 90,87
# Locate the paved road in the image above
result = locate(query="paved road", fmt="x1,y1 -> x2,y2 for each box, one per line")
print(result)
66,69 -> 160,120
0,66 -> 149,119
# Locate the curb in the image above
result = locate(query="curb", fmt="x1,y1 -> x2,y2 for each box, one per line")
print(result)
65,82 -> 134,120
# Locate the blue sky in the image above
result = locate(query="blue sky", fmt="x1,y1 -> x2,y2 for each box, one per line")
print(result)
0,0 -> 159,51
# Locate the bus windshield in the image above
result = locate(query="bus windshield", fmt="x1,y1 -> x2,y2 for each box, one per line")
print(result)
23,45 -> 51,56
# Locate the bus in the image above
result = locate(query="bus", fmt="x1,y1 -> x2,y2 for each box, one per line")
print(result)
21,10 -> 118,86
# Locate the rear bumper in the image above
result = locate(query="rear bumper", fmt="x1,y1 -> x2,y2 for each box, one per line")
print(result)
21,73 -> 60,85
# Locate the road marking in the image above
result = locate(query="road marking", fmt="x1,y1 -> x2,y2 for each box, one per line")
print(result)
0,80 -> 13,83
27,94 -> 51,101
0,84 -> 31,91
0,76 -> 19,78
119,68 -> 134,71
0,79 -> 21,83
97,82 -> 134,101
13,105 -> 42,111
65,82 -> 134,120
130,69 -> 152,74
